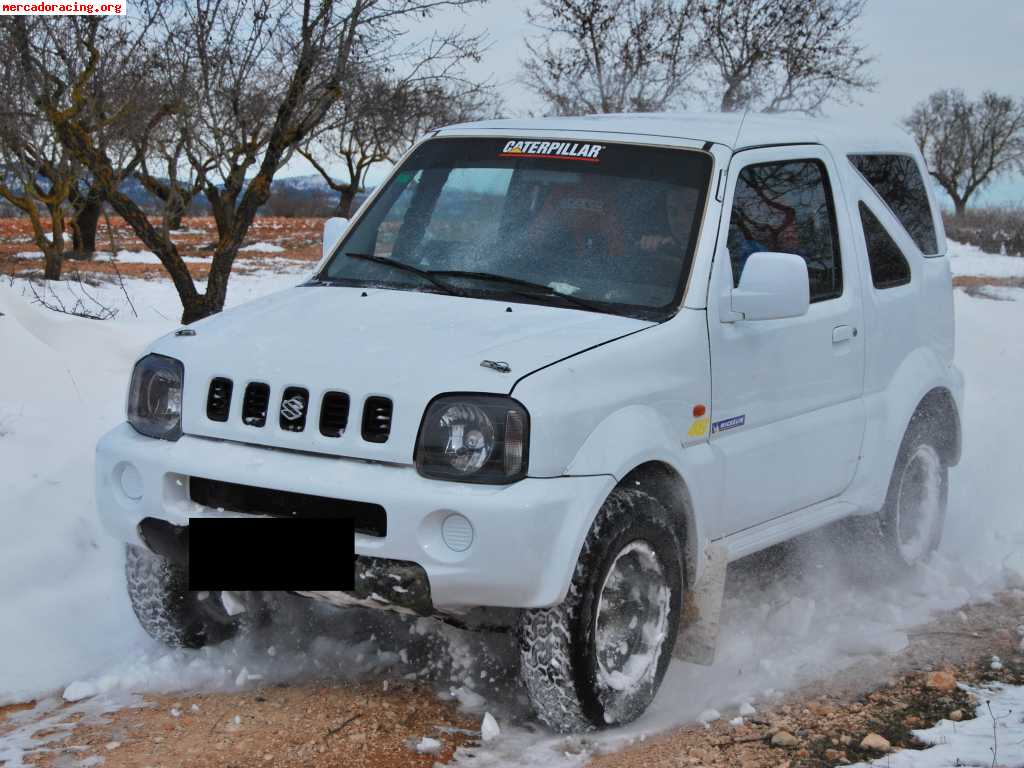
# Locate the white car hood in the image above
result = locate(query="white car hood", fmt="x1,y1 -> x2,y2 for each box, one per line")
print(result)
151,285 -> 652,465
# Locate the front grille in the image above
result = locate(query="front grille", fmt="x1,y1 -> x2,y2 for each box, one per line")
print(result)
206,377 -> 393,446
279,386 -> 309,432
206,378 -> 233,422
189,477 -> 387,537
362,397 -> 393,443
319,391 -> 350,437
242,382 -> 271,427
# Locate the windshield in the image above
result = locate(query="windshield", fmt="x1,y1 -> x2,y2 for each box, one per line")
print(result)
318,137 -> 713,320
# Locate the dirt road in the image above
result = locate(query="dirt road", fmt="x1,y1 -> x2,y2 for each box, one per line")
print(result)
3,592 -> 1021,768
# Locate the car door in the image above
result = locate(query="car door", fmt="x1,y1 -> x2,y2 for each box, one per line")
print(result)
706,145 -> 866,537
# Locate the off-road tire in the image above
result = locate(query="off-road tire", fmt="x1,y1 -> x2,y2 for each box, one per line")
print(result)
517,488 -> 684,733
125,544 -> 242,649
846,412 -> 949,577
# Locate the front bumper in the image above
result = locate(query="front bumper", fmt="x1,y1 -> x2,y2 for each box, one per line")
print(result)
96,424 -> 614,610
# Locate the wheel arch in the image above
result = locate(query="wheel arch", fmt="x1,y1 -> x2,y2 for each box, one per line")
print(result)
617,461 -> 698,589
910,386 -> 961,467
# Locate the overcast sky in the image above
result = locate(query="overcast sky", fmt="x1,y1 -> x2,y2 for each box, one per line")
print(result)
285,0 -> 1024,205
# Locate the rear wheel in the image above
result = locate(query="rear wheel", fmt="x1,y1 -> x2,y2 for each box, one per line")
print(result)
517,489 -> 684,733
848,414 -> 948,575
125,544 -> 244,649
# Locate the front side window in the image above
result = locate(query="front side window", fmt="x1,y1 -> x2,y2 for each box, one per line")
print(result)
849,154 -> 938,255
859,202 -> 911,289
727,159 -> 842,303
319,138 -> 714,320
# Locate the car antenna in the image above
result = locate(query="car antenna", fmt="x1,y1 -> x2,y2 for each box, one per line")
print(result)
732,108 -> 749,149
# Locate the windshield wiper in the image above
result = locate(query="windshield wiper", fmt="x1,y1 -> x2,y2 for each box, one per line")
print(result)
333,252 -> 463,296
428,270 -> 603,312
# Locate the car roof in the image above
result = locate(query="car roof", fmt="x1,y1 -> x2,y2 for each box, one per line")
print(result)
437,111 -> 919,156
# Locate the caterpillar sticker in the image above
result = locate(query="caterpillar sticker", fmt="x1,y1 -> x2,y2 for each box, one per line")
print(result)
499,140 -> 604,163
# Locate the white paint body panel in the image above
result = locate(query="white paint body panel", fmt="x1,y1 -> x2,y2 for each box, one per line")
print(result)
96,112 -> 963,610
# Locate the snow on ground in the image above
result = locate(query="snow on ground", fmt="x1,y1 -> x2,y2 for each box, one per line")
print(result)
12,250 -> 210,264
2,244 -> 1024,767
949,239 -> 1024,278
851,684 -> 1024,768
240,241 -> 285,252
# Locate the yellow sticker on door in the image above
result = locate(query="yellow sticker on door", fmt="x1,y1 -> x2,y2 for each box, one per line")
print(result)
687,416 -> 710,438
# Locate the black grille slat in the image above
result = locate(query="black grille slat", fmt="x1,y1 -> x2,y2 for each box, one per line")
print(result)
319,391 -> 350,438
279,386 -> 309,432
189,477 -> 387,537
361,396 -> 393,443
241,382 -> 270,427
206,378 -> 233,422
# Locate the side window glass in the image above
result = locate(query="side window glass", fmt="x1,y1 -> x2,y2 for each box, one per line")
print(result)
727,160 -> 842,303
859,202 -> 911,289
849,154 -> 938,255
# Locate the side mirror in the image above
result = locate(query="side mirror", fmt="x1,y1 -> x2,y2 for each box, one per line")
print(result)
323,217 -> 349,260
727,252 -> 810,321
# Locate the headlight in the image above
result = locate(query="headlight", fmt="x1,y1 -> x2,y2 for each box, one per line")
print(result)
127,354 -> 184,440
415,395 -> 529,483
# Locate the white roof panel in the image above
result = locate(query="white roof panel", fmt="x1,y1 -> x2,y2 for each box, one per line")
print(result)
438,111 -> 918,155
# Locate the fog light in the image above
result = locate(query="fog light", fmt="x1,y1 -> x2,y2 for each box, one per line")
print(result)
441,513 -> 474,552
118,463 -> 143,501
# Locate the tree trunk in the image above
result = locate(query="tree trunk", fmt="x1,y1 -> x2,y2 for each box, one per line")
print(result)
70,193 -> 102,259
336,186 -> 356,218
163,192 -> 190,231
166,208 -> 185,231
180,294 -> 213,324
954,199 -> 967,218
43,248 -> 62,280
44,205 -> 65,280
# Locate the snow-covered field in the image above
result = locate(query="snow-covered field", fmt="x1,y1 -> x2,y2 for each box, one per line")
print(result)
1,243 -> 1024,767
949,239 -> 1024,278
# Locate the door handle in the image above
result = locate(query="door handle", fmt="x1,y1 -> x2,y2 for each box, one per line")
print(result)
832,324 -> 857,343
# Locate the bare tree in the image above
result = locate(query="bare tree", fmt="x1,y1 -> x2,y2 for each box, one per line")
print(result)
4,0 -> 485,323
521,0 -> 698,115
906,89 -> 1024,217
301,74 -> 498,217
697,0 -> 875,114
0,51 -> 79,280
521,0 -> 875,117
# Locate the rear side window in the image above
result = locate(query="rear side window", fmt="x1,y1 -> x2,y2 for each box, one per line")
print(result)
727,159 -> 842,303
858,203 -> 911,289
849,154 -> 938,255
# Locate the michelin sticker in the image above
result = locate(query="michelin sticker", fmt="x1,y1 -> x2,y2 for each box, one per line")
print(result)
500,140 -> 604,163
711,415 -> 745,434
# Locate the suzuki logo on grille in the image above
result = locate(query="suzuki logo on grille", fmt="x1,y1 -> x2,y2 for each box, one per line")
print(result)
280,395 -> 306,421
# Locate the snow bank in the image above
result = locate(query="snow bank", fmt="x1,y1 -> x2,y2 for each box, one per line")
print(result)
0,289 -> 166,704
0,267 -> 307,705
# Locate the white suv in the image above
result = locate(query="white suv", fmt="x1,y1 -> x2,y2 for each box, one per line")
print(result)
96,112 -> 963,732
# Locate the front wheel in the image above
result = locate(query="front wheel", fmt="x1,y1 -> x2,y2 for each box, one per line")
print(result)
125,544 -> 245,649
518,489 -> 684,733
